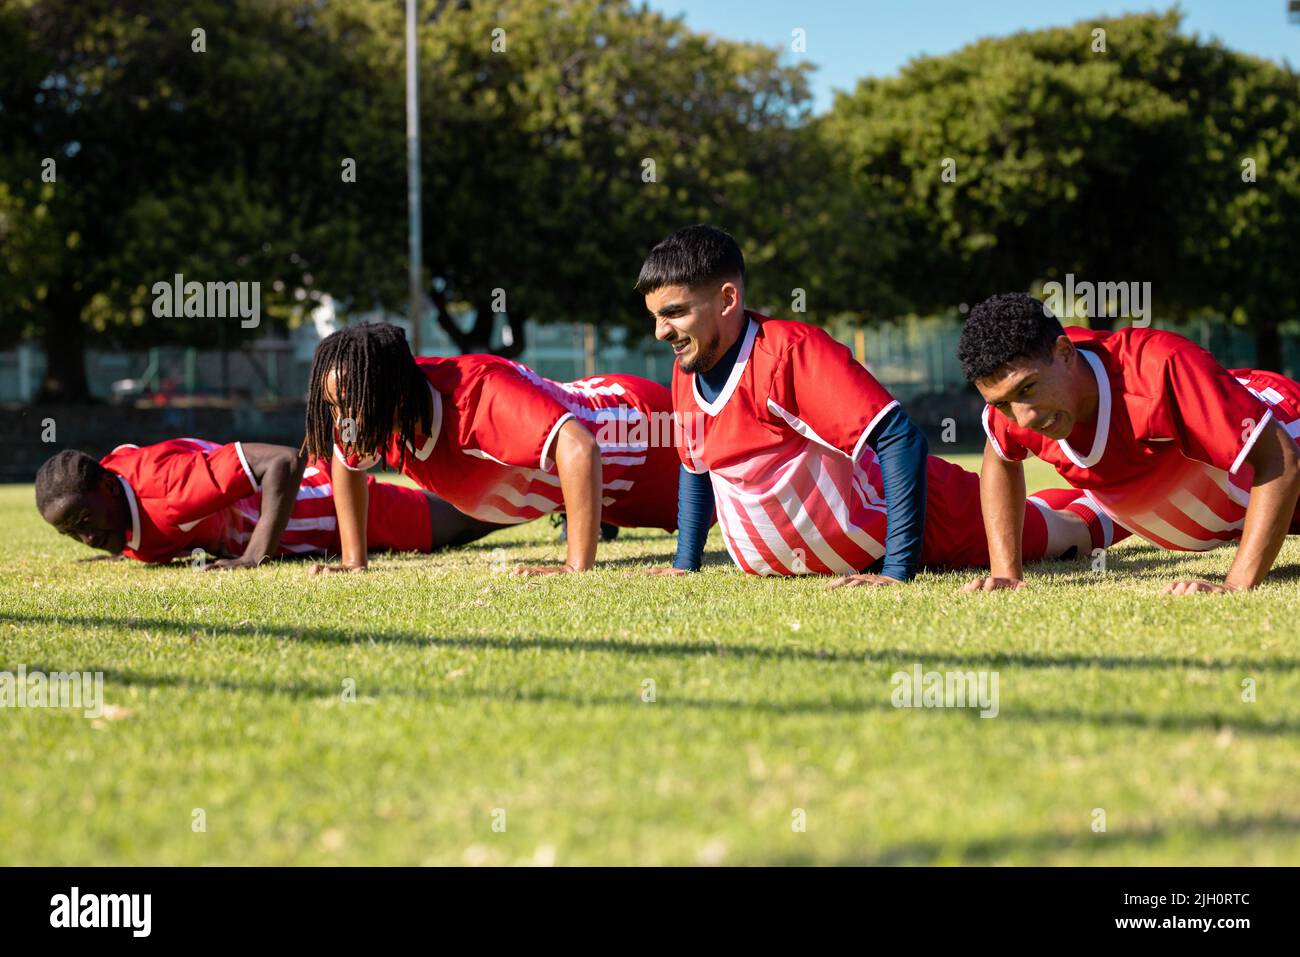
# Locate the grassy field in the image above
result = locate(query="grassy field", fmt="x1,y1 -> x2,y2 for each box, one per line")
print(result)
3,453 -> 1299,865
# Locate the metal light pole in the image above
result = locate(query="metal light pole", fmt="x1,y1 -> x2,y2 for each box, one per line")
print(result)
406,0 -> 423,355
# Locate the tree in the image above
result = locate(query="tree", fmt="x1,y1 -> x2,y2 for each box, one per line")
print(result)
414,0 -> 822,354
0,0 -> 407,400
822,9 -> 1300,367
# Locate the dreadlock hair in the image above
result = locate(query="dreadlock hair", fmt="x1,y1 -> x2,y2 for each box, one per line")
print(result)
35,449 -> 107,516
303,322 -> 431,470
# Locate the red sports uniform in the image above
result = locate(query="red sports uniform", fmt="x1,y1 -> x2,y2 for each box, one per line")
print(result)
101,438 -> 431,563
982,326 -> 1300,551
674,314 -> 1116,576
335,355 -> 679,529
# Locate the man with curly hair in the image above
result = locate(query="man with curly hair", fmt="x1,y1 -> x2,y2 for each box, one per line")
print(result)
958,293 -> 1300,594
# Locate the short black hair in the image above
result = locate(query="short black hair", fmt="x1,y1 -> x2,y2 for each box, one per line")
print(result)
303,321 -> 431,469
35,450 -> 106,515
634,224 -> 746,296
958,293 -> 1066,382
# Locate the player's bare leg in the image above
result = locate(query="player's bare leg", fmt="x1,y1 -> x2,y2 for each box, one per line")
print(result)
1039,507 -> 1093,560
1031,488 -> 1123,561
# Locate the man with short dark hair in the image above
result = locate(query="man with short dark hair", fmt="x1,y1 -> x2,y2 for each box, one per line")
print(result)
958,292 -> 1300,593
637,226 -> 1117,581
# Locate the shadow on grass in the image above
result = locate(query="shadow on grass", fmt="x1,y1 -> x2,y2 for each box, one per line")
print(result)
8,606 -> 1294,736
1094,541 -> 1300,583
65,665 -> 1300,738
6,611 -> 1299,674
770,812 -> 1300,865
124,545 -> 727,570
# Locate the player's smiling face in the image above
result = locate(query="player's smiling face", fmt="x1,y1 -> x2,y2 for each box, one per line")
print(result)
42,477 -> 128,554
976,339 -> 1082,440
645,281 -> 743,374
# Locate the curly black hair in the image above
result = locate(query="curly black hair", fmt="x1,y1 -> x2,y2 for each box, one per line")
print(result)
957,293 -> 1065,382
303,322 -> 431,470
35,449 -> 107,515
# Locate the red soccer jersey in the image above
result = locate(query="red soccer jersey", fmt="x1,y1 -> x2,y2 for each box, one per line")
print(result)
982,326 -> 1300,551
673,313 -> 911,576
102,438 -> 431,563
334,355 -> 679,530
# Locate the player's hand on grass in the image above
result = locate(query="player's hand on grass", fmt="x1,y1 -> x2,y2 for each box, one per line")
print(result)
1161,579 -> 1237,595
960,576 -> 1027,593
75,554 -> 124,563
204,556 -> 266,571
308,562 -> 368,576
826,573 -> 902,589
632,566 -> 692,577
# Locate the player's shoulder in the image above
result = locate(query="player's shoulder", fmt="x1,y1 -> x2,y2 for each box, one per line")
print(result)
102,437 -> 204,471
1071,324 -> 1205,369
750,313 -> 837,354
422,353 -> 538,394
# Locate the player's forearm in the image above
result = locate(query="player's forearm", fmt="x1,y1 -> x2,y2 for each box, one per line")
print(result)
1226,421 -> 1300,590
331,453 -> 370,568
869,407 -> 927,581
239,447 -> 307,562
555,420 -> 601,571
672,466 -> 714,571
983,443 -> 1026,580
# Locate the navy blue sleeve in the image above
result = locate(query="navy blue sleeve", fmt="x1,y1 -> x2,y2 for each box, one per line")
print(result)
868,405 -> 927,581
672,465 -> 715,571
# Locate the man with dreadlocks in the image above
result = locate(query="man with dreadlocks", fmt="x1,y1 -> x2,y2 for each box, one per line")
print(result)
36,438 -> 502,565
303,322 -> 681,574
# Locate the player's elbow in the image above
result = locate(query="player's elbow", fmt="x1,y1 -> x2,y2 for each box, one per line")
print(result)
557,420 -> 599,468
266,447 -> 307,488
911,421 -> 929,459
1248,418 -> 1300,485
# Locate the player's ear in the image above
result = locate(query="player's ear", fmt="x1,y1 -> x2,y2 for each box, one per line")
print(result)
719,280 -> 742,317
1054,335 -> 1075,364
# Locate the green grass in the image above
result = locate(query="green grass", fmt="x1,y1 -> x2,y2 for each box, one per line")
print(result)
3,453 -> 1300,865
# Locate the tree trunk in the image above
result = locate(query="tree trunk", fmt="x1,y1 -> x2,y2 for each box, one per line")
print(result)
430,285 -> 527,357
1254,319 -> 1282,374
496,309 -> 527,359
35,287 -> 91,403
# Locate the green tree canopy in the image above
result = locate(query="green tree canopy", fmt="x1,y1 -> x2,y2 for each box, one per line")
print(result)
821,9 -> 1300,367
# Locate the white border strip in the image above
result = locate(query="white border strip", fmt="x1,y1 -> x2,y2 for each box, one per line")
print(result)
851,399 -> 901,463
539,413 -> 577,471
1231,409 -> 1273,475
116,475 -> 141,551
981,405 -> 1013,462
234,441 -> 260,492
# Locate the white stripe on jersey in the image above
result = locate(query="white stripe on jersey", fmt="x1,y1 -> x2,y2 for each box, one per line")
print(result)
467,504 -> 534,525
1126,511 -> 1222,551
712,486 -> 776,575
808,455 -> 886,562
486,483 -> 562,514
286,517 -> 338,531
770,481 -> 853,574
1168,486 -> 1244,535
